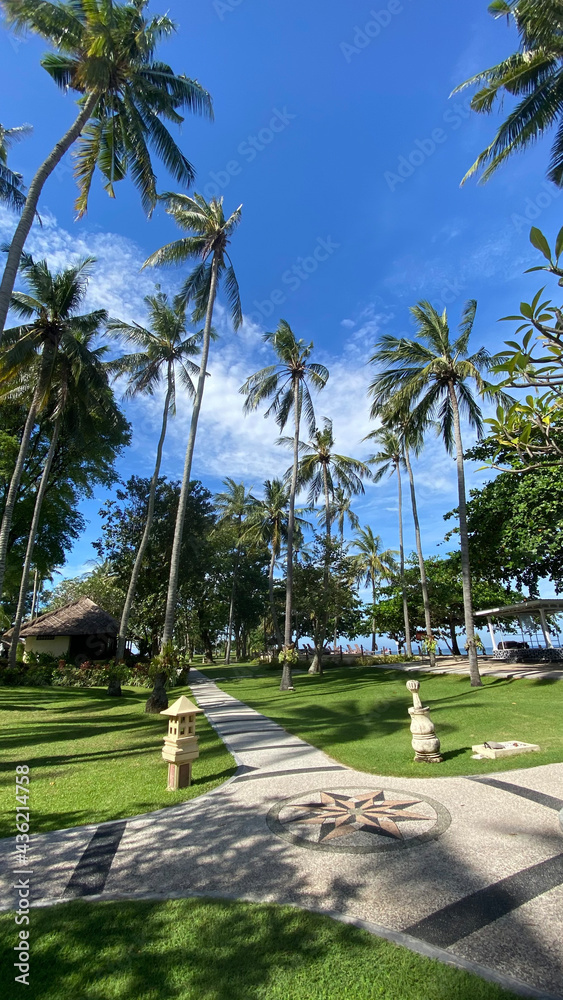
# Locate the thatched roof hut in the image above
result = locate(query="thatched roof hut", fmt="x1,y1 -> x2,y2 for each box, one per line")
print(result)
3,598 -> 119,661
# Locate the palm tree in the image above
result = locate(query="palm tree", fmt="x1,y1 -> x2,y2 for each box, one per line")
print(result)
454,1 -> 563,186
368,299 -> 498,686
352,526 -> 398,653
107,292 -> 201,661
7,328 -> 114,668
244,479 -> 294,649
0,123 -> 32,212
240,321 -> 328,690
143,193 -> 242,647
366,427 -> 412,657
215,479 -> 255,664
329,486 -> 360,543
0,255 -> 106,602
0,0 -> 213,335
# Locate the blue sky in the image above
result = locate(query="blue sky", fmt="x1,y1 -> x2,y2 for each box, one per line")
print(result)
1,1 -> 560,632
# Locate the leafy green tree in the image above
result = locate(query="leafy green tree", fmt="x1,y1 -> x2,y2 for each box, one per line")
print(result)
351,525 -> 397,653
144,193 -> 242,648
446,439 -> 563,594
0,0 -> 213,335
369,300 -> 497,686
240,321 -> 329,690
41,563 -> 126,621
0,123 -> 31,211
107,291 -> 201,660
214,478 -> 255,664
454,1 -> 563,186
0,255 -> 106,602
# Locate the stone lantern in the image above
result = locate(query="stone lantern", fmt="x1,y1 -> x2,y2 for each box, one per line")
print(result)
406,679 -> 443,763
161,695 -> 203,790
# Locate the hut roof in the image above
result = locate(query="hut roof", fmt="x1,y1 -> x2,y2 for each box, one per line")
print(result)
4,598 -> 119,639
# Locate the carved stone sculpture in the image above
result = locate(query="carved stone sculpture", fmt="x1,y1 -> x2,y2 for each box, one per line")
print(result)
406,679 -> 443,763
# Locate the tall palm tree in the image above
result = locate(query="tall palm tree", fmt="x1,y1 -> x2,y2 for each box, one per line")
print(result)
352,526 -> 398,653
0,255 -> 106,602
107,292 -> 201,661
7,329 -> 114,668
368,299 -> 497,686
366,427 -> 412,657
0,0 -> 213,335
0,123 -> 32,212
240,321 -> 328,690
143,193 -> 242,647
454,1 -> 563,186
244,479 -> 310,649
329,486 -> 360,543
215,478 -> 255,665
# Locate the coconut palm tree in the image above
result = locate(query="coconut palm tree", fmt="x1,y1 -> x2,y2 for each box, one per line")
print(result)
214,479 -> 255,664
454,1 -> 563,186
240,321 -> 328,690
0,123 -> 32,212
368,299 -> 498,686
352,526 -> 398,653
7,328 -> 115,668
0,254 -> 106,602
107,292 -> 201,661
365,427 -> 412,657
0,0 -> 213,336
143,193 -> 242,647
329,486 -> 360,543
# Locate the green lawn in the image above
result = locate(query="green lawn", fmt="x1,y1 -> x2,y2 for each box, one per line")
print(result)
0,686 -> 236,838
0,898 -> 521,1000
204,666 -> 563,778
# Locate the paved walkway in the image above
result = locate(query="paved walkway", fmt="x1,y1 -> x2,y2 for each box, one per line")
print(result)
1,670 -> 562,999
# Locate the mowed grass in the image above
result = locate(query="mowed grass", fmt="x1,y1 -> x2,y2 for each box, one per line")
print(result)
0,686 -> 236,838
0,898 -> 522,1000
205,667 -> 563,778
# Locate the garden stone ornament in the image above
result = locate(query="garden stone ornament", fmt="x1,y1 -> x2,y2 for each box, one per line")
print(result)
406,679 -> 443,763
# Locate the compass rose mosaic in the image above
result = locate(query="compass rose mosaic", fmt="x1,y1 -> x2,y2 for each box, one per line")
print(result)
267,787 -> 451,854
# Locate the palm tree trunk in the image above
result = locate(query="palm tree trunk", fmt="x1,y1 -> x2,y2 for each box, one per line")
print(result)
448,382 -> 482,687
397,462 -> 412,657
0,92 -> 99,337
8,411 -> 62,668
116,368 -> 173,661
309,465 -> 331,675
225,547 -> 240,665
162,255 -> 219,648
0,383 -> 42,601
268,545 -> 283,647
404,448 -> 435,667
281,378 -> 300,690
371,579 -> 377,653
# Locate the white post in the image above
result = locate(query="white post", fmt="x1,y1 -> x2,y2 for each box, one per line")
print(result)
539,608 -> 554,648
487,617 -> 498,652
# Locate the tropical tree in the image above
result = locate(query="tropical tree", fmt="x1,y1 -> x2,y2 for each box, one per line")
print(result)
7,328 -> 116,669
240,321 -> 328,690
366,426 -> 412,657
107,291 -> 201,661
0,0 -> 213,335
244,479 -> 290,648
329,485 -> 360,542
214,478 -> 255,664
143,193 -> 242,648
0,123 -> 31,212
368,299 -> 498,686
351,525 -> 398,653
454,0 -> 563,186
0,255 -> 106,602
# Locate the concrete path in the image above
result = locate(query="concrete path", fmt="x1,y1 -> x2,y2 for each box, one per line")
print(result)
1,670 -> 562,999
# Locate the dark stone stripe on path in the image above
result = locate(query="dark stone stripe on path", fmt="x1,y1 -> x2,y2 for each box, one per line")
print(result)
466,776 -> 563,812
404,853 -> 563,948
234,765 -> 347,782
63,822 -> 126,898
